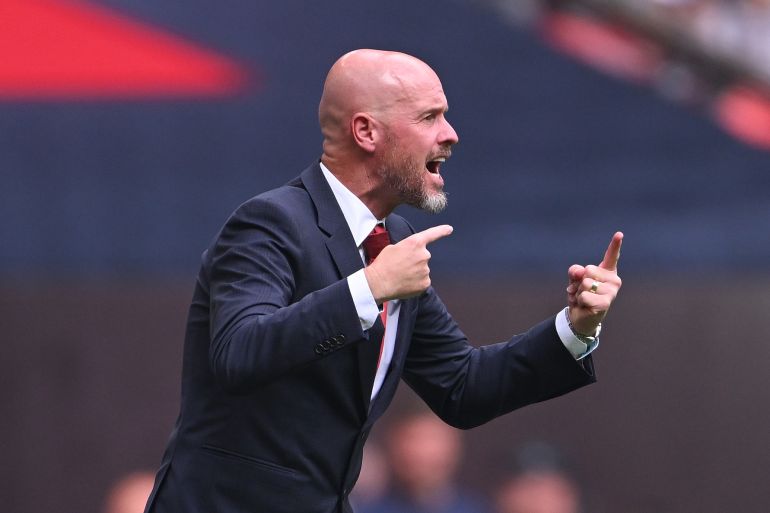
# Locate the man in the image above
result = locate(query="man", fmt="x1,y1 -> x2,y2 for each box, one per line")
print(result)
494,443 -> 583,513
355,410 -> 489,513
144,49 -> 623,513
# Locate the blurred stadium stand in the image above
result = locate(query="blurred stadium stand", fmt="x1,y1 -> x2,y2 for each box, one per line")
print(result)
3,0 -> 770,276
2,1 -> 769,512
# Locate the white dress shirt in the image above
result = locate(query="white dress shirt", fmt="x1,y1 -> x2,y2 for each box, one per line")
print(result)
319,163 -> 596,401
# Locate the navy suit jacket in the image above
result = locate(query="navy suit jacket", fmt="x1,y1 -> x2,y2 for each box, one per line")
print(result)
145,163 -> 595,513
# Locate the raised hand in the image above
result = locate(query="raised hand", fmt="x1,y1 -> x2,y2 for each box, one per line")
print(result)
566,232 -> 623,336
364,225 -> 453,303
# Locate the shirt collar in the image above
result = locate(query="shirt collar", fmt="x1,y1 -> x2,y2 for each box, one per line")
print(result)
319,162 -> 381,247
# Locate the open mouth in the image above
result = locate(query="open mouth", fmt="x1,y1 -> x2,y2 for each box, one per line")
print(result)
426,157 -> 445,174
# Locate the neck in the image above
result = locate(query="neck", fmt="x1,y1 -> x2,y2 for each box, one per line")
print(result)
321,155 -> 396,219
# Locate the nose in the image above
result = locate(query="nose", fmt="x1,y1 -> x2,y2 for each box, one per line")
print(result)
440,117 -> 459,146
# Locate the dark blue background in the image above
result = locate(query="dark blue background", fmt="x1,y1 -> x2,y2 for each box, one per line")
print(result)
2,0 -> 768,278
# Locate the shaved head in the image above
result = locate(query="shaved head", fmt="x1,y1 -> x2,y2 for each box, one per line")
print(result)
318,49 -> 440,141
318,49 -> 458,218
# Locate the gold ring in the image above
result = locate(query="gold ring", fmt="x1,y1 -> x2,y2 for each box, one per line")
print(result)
590,281 -> 600,294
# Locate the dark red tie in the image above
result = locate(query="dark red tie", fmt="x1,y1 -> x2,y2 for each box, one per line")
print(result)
362,224 -> 391,367
363,224 -> 390,265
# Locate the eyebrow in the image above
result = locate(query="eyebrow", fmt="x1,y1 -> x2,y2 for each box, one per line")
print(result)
418,105 -> 449,117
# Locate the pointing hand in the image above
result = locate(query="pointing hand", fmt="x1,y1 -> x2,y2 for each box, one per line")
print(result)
565,232 -> 623,336
364,225 -> 453,303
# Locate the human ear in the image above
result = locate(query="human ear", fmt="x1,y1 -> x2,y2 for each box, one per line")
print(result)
350,113 -> 377,153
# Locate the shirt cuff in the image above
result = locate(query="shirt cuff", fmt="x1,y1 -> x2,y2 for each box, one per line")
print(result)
347,269 -> 380,330
554,307 -> 599,360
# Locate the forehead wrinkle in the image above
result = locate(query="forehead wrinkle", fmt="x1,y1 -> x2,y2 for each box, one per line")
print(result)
380,74 -> 447,122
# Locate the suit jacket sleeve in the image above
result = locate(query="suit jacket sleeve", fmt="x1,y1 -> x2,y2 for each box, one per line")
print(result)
203,196 -> 365,391
402,286 -> 596,429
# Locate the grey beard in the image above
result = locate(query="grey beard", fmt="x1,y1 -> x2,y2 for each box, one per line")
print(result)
378,148 -> 447,214
419,190 -> 447,214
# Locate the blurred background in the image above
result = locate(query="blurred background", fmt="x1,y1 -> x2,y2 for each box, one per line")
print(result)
2,0 -> 770,512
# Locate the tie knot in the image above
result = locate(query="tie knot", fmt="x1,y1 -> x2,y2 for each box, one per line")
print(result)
363,224 -> 391,264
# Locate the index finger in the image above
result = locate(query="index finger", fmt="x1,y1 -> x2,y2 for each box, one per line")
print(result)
409,225 -> 454,246
599,231 -> 623,271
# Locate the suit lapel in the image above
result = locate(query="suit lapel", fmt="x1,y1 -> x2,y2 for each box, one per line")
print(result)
300,163 -> 363,279
367,294 -> 417,421
365,218 -> 418,418
300,163 -> 382,413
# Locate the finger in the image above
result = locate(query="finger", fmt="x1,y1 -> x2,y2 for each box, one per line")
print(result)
582,264 -> 622,285
580,277 -> 601,295
579,274 -> 620,296
599,231 -> 624,271
576,290 -> 611,312
410,225 -> 454,246
568,264 -> 585,282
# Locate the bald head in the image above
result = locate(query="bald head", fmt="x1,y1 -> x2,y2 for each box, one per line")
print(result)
318,49 -> 457,218
318,49 -> 442,150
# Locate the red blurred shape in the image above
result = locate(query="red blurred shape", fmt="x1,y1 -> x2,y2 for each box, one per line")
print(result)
0,0 -> 253,100
714,86 -> 770,150
541,11 -> 661,83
